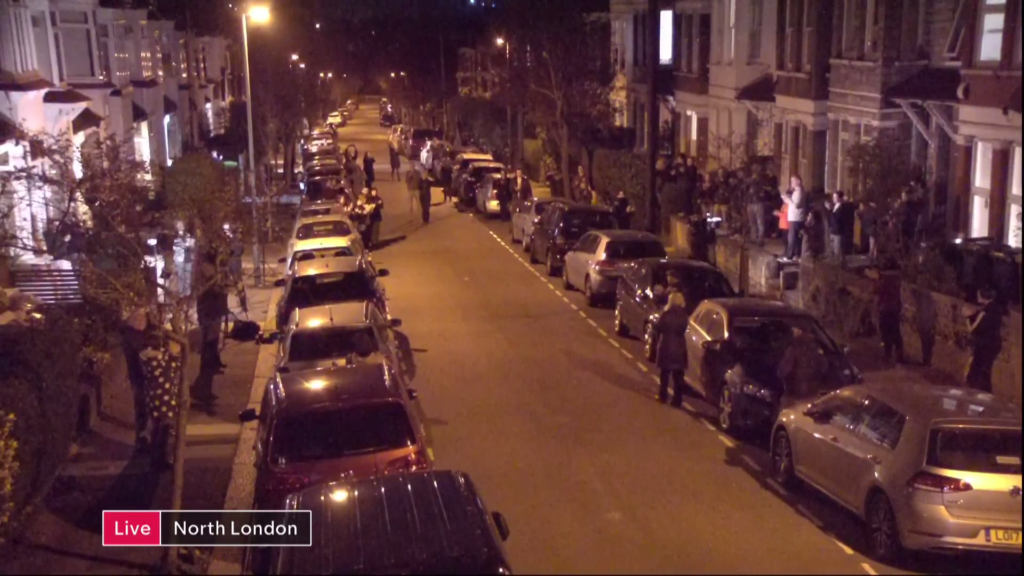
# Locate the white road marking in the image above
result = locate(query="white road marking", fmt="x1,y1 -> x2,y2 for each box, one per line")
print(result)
832,539 -> 855,555
608,339 -> 621,348
561,296 -> 570,303
579,311 -> 588,318
621,350 -> 634,359
650,375 -> 659,384
765,478 -> 789,497
860,563 -> 878,576
740,454 -> 761,471
636,362 -> 649,372
701,420 -> 716,432
717,434 -> 736,448
597,328 -> 608,337
586,319 -> 597,327
570,304 -> 579,311
796,504 -> 823,527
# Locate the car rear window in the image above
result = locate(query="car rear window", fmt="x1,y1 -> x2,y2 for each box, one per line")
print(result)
293,247 -> 355,263
605,240 -> 666,260
300,207 -> 333,218
927,427 -> 1022,474
288,272 -> 376,309
287,326 -> 379,363
296,220 -> 352,240
272,403 -> 416,465
412,129 -> 438,140
563,211 -> 617,233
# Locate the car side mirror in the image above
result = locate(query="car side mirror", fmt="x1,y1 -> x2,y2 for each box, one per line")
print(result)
407,388 -> 418,401
702,340 -> 725,352
277,257 -> 287,264
377,268 -> 390,277
239,408 -> 258,423
273,278 -> 286,288
491,511 -> 510,542
389,318 -> 403,329
803,408 -> 832,423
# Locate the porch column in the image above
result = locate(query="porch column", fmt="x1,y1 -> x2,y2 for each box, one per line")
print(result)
807,128 -> 828,194
948,136 -> 974,237
989,142 -> 1012,243
826,118 -> 841,193
696,115 -> 709,170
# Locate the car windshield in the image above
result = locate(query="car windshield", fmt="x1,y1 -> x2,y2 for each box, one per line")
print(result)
412,129 -> 439,140
287,326 -> 379,363
563,211 -> 617,235
271,403 -> 416,465
605,240 -> 666,260
296,220 -> 352,240
308,166 -> 342,177
654,266 -> 735,303
287,273 -> 376,309
300,206 -> 336,218
729,316 -> 838,358
927,427 -> 1022,474
304,180 -> 344,202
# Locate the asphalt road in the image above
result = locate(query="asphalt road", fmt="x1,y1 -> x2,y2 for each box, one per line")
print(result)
330,108 -> 1022,575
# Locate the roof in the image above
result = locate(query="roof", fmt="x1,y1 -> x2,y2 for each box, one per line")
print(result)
42,89 -> 91,104
708,297 -> 811,318
296,213 -> 352,227
736,74 -> 776,103
163,96 -> 178,115
132,102 -> 148,123
0,76 -> 56,92
131,78 -> 161,89
293,256 -> 364,278
636,257 -> 718,272
292,301 -> 373,331
276,363 -> 400,409
72,108 -> 104,134
595,230 -> 661,241
885,67 -> 961,102
862,381 -> 1021,425
281,471 -> 510,574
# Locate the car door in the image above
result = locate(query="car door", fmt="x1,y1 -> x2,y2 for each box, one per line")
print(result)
791,391 -> 867,499
684,306 -> 712,388
276,277 -> 295,331
617,262 -> 643,330
691,308 -> 726,398
830,396 -> 906,510
634,263 -> 658,328
567,233 -> 596,286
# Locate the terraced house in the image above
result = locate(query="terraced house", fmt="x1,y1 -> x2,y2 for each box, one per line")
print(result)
610,0 -> 1022,248
0,0 -> 235,258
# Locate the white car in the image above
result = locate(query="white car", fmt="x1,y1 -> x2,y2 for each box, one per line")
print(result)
284,215 -> 363,271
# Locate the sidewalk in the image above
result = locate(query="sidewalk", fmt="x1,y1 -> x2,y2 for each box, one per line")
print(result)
0,253 -> 274,575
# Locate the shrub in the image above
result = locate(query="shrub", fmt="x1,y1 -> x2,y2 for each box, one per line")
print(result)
592,148 -> 650,229
0,412 -> 16,545
0,309 -> 84,544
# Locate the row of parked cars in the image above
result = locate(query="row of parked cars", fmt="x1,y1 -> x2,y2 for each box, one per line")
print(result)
506,196 -> 1023,562
237,118 -> 514,574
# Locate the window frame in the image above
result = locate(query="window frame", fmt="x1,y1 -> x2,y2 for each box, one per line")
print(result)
852,396 -> 908,451
974,0 -> 1010,66
704,309 -> 727,341
1007,145 -> 1022,248
802,0 -> 814,70
50,9 -> 97,82
749,0 -> 763,62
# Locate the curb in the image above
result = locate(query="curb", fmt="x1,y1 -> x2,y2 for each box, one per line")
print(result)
207,288 -> 281,576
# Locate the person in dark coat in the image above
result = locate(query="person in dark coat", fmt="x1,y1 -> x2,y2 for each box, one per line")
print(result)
872,269 -> 904,363
121,307 -> 150,447
418,179 -> 432,223
964,288 -> 1003,392
389,146 -> 401,180
367,187 -> 385,247
612,191 -> 635,230
652,292 -> 690,407
363,152 -> 376,188
511,169 -> 533,201
194,250 -> 227,402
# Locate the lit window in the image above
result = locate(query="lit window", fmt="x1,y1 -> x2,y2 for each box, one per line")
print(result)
977,0 -> 1008,63
659,10 -> 674,65
974,141 -> 993,189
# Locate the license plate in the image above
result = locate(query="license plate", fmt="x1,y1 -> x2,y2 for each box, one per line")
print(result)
985,528 -> 1022,546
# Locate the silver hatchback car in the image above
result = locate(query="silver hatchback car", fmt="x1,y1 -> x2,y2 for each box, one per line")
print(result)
771,382 -> 1022,561
561,230 -> 666,307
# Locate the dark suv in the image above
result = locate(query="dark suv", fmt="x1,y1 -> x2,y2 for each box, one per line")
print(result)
529,204 -> 617,276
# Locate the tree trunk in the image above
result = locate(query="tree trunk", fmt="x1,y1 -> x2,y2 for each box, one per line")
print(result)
559,120 -> 571,200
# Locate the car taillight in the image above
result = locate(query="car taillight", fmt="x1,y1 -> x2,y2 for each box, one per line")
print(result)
907,472 -> 973,493
384,450 -> 429,474
595,260 -> 617,273
268,473 -> 310,495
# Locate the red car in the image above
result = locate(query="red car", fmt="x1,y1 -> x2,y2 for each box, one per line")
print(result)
240,362 -> 429,509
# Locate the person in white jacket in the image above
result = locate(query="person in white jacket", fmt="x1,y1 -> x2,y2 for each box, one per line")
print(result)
780,175 -> 807,262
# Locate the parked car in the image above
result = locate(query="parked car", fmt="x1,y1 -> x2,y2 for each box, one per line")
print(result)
529,204 -> 617,277
301,177 -> 347,205
389,126 -> 408,153
273,252 -> 390,331
380,112 -> 397,127
450,153 -> 495,196
460,163 -> 506,213
771,382 -> 1021,561
256,471 -> 512,574
284,214 -> 363,271
297,198 -> 347,220
615,258 -> 737,348
238,360 -> 425,509
682,298 -> 860,435
404,128 -> 442,160
561,231 -> 666,307
326,111 -> 345,128
510,198 -> 571,250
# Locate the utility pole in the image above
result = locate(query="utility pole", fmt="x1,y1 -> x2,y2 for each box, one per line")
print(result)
440,34 -> 448,139
242,12 -> 263,286
645,0 -> 660,233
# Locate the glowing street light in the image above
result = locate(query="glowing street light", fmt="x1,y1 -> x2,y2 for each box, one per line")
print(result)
299,63 -> 306,69
315,22 -> 321,29
390,72 -> 395,77
291,53 -> 299,61
319,72 -> 325,78
496,37 -> 505,46
400,71 -> 407,76
327,72 -> 333,78
247,5 -> 270,24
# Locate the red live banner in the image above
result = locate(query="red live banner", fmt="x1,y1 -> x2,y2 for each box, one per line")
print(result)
103,510 -> 312,547
103,511 -> 161,546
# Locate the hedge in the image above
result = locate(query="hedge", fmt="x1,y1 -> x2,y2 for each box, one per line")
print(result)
591,148 -> 651,230
0,309 -> 85,545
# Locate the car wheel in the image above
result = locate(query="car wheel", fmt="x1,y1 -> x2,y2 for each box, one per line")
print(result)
562,265 -> 574,290
865,492 -> 902,562
772,429 -> 799,490
614,301 -> 630,337
545,251 -> 559,277
718,385 -> 738,435
584,277 -> 596,307
643,323 -> 657,362
528,240 -> 539,263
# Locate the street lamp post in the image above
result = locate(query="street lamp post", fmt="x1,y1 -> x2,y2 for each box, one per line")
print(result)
243,5 -> 270,287
497,37 -> 512,168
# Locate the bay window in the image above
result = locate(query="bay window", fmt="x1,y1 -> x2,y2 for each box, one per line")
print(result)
51,10 -> 97,81
970,141 -> 993,238
749,0 -> 763,62
976,0 -> 1008,64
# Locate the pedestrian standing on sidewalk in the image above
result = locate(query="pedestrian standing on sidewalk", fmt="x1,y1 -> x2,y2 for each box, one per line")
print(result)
612,191 -> 635,230
363,152 -> 376,188
780,175 -> 807,262
511,169 -> 533,202
419,178 -> 432,224
389,145 -> 401,180
652,292 -> 689,407
139,323 -> 181,469
963,288 -> 1003,392
407,168 -> 423,214
367,187 -> 385,247
121,306 -> 150,449
872,269 -> 904,364
745,164 -> 767,245
194,250 -> 227,402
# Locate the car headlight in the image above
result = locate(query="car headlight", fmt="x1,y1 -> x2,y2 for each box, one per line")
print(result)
740,382 -> 776,403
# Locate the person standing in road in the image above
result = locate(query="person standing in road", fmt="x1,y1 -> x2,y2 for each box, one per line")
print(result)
497,175 -> 512,220
612,191 -> 635,230
418,178 -> 432,224
511,169 -> 533,202
963,288 -> 1003,392
363,152 -> 376,188
652,292 -> 690,407
389,145 -> 401,180
780,175 -> 807,262
407,168 -> 423,214
872,269 -> 904,364
367,187 -> 385,247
